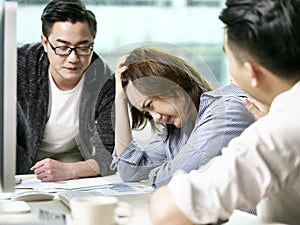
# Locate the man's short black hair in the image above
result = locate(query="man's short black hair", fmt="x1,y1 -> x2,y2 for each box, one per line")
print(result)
41,0 -> 97,39
219,0 -> 300,78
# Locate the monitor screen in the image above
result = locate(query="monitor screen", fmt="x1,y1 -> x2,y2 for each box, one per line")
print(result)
0,0 -> 17,193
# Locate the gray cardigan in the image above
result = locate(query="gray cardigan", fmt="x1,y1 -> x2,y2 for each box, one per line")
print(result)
17,42 -> 116,176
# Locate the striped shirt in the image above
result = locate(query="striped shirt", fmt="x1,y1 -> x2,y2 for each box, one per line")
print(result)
111,84 -> 255,188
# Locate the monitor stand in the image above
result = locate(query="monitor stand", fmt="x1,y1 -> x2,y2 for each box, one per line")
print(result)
0,201 -> 31,214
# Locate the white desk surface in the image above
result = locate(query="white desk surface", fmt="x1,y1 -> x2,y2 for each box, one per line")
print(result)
0,174 -> 287,225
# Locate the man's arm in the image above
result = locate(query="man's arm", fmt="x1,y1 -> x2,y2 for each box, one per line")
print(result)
31,159 -> 100,182
149,186 -> 194,225
148,107 -> 300,224
79,56 -> 116,177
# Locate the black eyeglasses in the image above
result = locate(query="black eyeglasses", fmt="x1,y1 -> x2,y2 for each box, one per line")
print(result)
46,38 -> 93,56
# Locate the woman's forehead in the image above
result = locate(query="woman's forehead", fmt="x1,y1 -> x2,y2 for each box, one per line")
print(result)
125,83 -> 149,107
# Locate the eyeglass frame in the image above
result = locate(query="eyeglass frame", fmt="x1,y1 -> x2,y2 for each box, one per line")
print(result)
46,37 -> 94,56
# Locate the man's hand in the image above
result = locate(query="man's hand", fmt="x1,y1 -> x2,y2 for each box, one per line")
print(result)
31,158 -> 75,182
31,158 -> 99,182
243,97 -> 270,120
149,186 -> 194,225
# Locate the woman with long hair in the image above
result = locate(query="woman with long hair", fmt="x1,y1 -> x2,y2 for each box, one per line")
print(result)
112,46 -> 255,188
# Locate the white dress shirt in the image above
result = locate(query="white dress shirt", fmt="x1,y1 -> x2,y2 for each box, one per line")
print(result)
168,81 -> 300,225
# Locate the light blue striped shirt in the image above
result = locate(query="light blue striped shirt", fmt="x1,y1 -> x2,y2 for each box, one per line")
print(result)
111,84 -> 255,188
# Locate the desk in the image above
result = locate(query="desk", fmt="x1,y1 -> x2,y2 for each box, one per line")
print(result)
0,174 -> 287,225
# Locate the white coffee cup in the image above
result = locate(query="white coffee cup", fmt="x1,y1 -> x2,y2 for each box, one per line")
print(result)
70,196 -> 132,225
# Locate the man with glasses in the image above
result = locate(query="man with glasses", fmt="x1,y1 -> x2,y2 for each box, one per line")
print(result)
17,0 -> 116,181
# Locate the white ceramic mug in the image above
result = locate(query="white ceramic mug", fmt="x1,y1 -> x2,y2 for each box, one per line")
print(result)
70,196 -> 132,225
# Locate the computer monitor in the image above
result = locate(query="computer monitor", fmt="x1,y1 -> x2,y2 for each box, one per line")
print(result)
0,0 -> 17,193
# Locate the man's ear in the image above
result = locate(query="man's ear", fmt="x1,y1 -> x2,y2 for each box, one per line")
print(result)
40,34 -> 48,52
243,61 -> 264,88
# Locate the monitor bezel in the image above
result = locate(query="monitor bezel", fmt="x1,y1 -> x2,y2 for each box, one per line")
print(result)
0,1 -> 17,193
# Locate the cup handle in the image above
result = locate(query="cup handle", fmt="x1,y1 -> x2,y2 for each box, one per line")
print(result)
114,201 -> 132,225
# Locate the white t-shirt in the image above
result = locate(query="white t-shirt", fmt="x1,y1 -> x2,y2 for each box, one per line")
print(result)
39,72 -> 84,154
168,81 -> 300,225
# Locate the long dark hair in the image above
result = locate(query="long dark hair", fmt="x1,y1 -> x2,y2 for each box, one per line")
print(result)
121,46 -> 213,139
